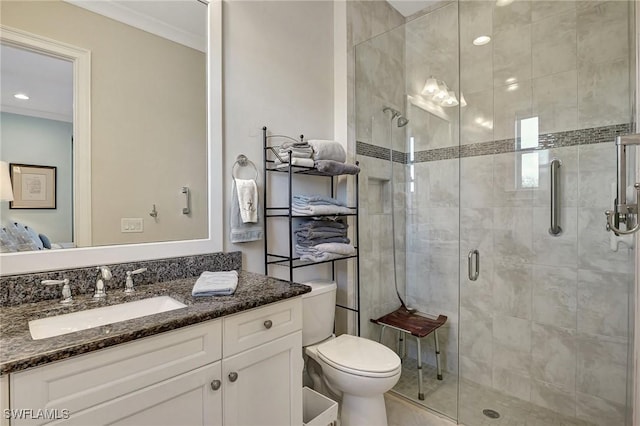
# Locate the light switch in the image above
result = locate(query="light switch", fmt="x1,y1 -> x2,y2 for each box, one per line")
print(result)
121,218 -> 144,233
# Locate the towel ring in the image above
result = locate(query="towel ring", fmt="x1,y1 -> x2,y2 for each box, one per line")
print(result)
232,154 -> 258,181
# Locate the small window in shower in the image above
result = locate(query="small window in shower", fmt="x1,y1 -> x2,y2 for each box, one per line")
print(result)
516,117 -> 540,189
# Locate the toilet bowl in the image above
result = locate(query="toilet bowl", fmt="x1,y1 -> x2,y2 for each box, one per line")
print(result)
302,281 -> 401,426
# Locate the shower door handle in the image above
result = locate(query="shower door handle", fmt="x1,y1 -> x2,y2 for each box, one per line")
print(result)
468,250 -> 479,281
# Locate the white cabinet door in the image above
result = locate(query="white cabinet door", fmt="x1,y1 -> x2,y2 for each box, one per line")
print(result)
52,362 -> 222,426
223,331 -> 302,426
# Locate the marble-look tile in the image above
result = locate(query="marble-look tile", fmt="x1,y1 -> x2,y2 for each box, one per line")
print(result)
493,207 -> 534,267
459,1 -> 493,94
577,56 -> 630,129
460,155 -> 494,208
493,0 -> 531,34
531,323 -> 577,392
532,10 -> 576,78
493,366 -> 532,402
577,0 -> 629,66
493,153 -> 534,207
532,265 -> 577,330
577,208 -> 635,275
409,102 -> 456,151
531,0 -> 575,22
577,143 -> 616,211
459,355 -> 493,388
369,0 -> 404,40
576,333 -> 628,405
493,81 -> 533,141
348,0 -> 373,47
493,314 -> 531,352
575,391 -> 626,426
532,207 -> 578,268
530,380 -> 577,418
493,25 -> 532,89
426,159 -> 459,208
492,342 -> 532,378
460,306 -> 493,364
493,263 -> 532,320
577,269 -> 630,338
385,392 -> 455,426
532,70 -> 578,134
460,89 -> 494,145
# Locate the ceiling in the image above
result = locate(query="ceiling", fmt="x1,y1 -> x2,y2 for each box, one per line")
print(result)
1,0 -> 206,123
386,0 -> 437,17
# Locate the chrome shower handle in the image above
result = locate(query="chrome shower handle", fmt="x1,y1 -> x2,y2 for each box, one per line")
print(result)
606,183 -> 640,235
468,250 -> 479,281
549,158 -> 562,236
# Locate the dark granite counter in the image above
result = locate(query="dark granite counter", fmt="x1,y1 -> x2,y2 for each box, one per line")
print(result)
0,271 -> 310,375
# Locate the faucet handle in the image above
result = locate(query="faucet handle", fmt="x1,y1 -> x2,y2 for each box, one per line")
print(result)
42,279 -> 73,305
97,266 -> 112,280
125,268 -> 147,294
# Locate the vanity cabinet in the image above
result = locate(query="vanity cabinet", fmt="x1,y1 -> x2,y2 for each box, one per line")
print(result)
8,298 -> 302,426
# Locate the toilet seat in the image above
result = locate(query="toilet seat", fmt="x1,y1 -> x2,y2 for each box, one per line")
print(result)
316,334 -> 401,378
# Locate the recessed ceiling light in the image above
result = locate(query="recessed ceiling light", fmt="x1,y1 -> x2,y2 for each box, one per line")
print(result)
496,0 -> 514,6
473,36 -> 491,46
505,77 -> 517,84
14,93 -> 29,100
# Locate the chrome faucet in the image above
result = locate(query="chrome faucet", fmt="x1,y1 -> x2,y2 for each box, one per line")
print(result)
94,266 -> 112,299
42,278 -> 73,305
125,268 -> 147,294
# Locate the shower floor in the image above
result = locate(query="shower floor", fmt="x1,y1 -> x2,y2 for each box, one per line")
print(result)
392,358 -> 595,426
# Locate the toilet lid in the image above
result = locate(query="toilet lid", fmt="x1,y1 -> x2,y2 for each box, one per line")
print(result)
316,334 -> 400,377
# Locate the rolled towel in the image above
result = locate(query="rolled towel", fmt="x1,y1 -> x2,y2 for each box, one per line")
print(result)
192,270 -> 239,296
308,140 -> 347,163
315,160 -> 360,176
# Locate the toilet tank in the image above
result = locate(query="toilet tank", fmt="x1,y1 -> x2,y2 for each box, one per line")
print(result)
301,280 -> 337,346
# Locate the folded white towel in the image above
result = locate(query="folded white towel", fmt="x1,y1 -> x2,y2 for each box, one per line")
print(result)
192,271 -> 239,296
308,140 -> 347,163
313,243 -> 356,256
275,158 -> 315,168
235,179 -> 258,223
292,205 -> 353,216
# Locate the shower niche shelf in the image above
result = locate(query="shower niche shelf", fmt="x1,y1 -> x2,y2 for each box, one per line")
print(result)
262,126 -> 361,333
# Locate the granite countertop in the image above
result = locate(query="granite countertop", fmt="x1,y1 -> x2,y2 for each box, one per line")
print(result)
0,271 -> 310,375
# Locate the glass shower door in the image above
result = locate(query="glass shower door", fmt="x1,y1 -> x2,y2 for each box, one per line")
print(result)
457,1 -> 635,424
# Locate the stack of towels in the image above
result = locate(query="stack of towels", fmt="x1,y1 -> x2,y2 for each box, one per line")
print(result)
308,139 -> 360,176
192,270 -> 239,296
275,139 -> 360,175
292,194 -> 352,216
296,219 -> 356,262
275,141 -> 314,168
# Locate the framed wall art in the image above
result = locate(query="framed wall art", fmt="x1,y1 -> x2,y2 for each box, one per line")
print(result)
9,163 -> 57,209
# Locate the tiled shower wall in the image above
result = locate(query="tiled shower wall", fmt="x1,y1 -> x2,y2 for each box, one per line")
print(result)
354,1 -> 634,424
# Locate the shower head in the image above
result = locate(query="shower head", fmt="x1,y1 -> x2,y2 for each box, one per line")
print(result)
383,106 -> 401,119
397,116 -> 409,127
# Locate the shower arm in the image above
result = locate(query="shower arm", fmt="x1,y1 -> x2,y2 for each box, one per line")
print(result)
605,134 -> 640,235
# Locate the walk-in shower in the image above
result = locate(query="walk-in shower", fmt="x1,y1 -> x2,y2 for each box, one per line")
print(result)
356,1 -> 636,425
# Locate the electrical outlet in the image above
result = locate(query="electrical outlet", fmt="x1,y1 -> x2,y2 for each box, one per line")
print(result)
121,218 -> 144,233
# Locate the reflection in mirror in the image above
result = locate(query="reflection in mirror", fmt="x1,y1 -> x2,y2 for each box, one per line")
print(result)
0,0 -> 208,253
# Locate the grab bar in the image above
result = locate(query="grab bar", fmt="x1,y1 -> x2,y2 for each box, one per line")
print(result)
549,158 -> 562,236
468,250 -> 479,281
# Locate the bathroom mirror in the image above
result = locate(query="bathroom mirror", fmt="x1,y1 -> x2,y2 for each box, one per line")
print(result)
0,0 -> 224,275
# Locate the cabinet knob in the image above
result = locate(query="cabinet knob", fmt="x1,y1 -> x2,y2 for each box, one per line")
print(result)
210,379 -> 221,391
263,320 -> 273,329
228,372 -> 238,382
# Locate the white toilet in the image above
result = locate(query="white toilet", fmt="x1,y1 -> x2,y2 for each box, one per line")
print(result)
302,280 -> 401,426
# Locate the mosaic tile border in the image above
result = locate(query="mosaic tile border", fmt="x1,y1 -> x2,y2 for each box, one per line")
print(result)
357,123 -> 632,164
0,251 -> 242,306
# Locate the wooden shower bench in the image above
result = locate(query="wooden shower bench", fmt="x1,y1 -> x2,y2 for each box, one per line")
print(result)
371,307 -> 447,400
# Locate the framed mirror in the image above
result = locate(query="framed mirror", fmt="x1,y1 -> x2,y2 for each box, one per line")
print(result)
0,0 -> 223,275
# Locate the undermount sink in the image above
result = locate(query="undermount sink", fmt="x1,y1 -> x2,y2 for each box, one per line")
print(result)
29,296 -> 187,340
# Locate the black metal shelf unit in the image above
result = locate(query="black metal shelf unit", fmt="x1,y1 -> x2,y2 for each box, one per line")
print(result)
262,126 -> 360,334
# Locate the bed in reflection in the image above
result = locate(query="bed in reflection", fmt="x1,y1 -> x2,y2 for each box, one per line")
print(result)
0,222 -> 74,252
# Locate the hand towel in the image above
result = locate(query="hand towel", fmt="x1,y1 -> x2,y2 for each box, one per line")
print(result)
315,160 -> 360,176
192,270 -> 239,296
235,179 -> 258,223
231,180 -> 263,243
308,140 -> 347,163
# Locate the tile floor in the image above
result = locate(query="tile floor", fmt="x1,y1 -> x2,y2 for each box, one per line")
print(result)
390,359 -> 596,426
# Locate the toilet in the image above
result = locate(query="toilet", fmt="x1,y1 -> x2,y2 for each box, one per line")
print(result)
302,280 -> 401,426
